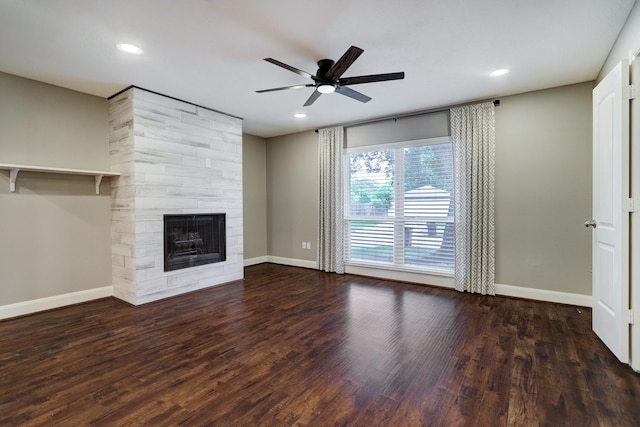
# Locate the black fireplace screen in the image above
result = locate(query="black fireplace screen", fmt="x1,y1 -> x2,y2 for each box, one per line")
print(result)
164,213 -> 226,272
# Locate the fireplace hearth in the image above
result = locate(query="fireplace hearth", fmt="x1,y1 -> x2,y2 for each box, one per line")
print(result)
164,214 -> 226,272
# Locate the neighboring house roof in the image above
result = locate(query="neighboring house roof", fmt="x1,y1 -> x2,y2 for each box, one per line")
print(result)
390,185 -> 451,218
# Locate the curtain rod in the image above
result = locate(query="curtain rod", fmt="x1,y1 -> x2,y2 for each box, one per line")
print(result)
315,99 -> 499,133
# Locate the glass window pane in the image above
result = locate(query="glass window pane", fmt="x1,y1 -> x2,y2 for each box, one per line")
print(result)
403,220 -> 454,271
349,150 -> 394,217
347,220 -> 394,264
403,143 -> 453,219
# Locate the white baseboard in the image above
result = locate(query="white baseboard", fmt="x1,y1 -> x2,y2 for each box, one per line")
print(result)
266,256 -> 318,270
0,286 -> 113,320
0,276 -> 591,322
495,283 -> 592,307
254,259 -> 592,307
244,256 -> 268,267
345,267 -> 590,307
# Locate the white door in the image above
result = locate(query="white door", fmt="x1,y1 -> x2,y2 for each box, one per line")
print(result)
631,57 -> 640,372
591,61 -> 630,363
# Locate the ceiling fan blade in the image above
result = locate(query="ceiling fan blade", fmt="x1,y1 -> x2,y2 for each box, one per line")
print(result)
303,90 -> 322,107
256,84 -> 315,93
335,86 -> 371,103
324,46 -> 364,80
339,72 -> 405,86
264,58 -> 316,80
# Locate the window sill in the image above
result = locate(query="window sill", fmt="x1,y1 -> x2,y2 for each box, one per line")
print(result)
344,262 -> 454,288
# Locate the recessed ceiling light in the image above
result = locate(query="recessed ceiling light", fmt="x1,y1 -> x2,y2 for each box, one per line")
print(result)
116,43 -> 143,54
293,113 -> 307,119
490,68 -> 509,77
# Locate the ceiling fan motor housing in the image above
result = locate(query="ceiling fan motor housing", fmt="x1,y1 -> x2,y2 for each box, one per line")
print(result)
316,59 -> 335,81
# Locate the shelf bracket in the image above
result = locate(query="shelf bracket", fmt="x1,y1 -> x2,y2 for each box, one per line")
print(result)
94,174 -> 104,195
9,168 -> 19,192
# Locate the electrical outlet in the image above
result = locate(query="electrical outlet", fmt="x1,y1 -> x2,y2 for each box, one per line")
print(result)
302,241 -> 306,249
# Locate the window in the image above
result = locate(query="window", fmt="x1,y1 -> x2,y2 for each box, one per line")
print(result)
345,138 -> 454,273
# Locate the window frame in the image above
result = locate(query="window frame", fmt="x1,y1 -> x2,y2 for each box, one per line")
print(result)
344,136 -> 454,277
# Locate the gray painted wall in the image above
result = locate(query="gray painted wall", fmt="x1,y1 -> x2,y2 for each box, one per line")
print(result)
0,72 -> 111,305
495,82 -> 592,295
243,133 -> 268,260
266,130 -> 318,262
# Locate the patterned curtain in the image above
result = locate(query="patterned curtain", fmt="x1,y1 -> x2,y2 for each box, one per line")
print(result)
451,102 -> 496,295
318,127 -> 345,274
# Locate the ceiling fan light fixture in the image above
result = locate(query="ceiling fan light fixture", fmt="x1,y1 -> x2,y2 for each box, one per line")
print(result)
317,84 -> 336,94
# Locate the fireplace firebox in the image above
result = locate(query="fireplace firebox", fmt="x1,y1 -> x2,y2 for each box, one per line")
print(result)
164,214 -> 226,272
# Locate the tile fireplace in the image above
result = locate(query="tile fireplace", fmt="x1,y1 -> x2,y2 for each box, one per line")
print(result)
109,86 -> 243,305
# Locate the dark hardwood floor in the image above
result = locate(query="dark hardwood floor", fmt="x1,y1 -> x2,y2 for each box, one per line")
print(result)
1,264 -> 639,426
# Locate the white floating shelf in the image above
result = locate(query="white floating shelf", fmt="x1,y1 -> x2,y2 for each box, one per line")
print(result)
0,163 -> 120,194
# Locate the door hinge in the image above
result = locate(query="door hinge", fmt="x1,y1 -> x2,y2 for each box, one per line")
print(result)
624,198 -> 639,213
625,84 -> 637,100
625,309 -> 635,325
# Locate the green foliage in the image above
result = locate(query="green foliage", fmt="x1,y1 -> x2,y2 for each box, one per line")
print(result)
350,179 -> 393,209
404,144 -> 453,192
349,150 -> 395,210
372,183 -> 393,209
349,149 -> 393,176
350,178 -> 374,203
349,144 -> 453,211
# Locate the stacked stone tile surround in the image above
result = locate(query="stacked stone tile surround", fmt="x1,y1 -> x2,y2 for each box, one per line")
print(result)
109,87 -> 243,305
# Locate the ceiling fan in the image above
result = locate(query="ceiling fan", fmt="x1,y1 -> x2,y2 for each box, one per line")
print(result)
256,45 -> 405,107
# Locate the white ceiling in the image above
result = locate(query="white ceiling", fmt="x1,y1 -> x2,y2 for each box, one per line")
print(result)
0,0 -> 635,138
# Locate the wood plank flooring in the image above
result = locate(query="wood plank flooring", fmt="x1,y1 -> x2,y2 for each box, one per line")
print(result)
1,263 -> 639,426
